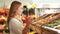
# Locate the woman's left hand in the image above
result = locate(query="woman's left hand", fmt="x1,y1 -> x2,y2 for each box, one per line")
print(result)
23,23 -> 26,27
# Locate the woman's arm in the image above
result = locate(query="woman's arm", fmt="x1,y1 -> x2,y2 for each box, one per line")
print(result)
22,17 -> 33,34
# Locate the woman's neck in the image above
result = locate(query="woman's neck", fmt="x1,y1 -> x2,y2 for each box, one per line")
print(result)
13,15 -> 20,20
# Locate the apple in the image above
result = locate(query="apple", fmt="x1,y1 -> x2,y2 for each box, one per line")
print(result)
4,8 -> 9,14
0,25 -> 4,30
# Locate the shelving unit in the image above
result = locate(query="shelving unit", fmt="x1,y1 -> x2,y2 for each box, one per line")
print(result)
30,13 -> 60,34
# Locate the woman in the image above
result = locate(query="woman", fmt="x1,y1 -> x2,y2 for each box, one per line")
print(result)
7,1 -> 24,34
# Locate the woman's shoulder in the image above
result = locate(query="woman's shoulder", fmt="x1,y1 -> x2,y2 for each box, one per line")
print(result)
9,18 -> 19,23
9,18 -> 23,25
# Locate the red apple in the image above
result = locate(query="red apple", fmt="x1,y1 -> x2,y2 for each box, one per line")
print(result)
4,8 -> 9,14
0,11 -> 4,15
0,25 -> 4,30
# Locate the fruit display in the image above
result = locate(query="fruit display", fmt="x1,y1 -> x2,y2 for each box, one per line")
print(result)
33,13 -> 60,25
0,8 -> 4,15
0,25 -> 4,30
0,8 -> 8,34
29,13 -> 60,34
4,8 -> 9,16
0,11 -> 4,15
44,19 -> 60,28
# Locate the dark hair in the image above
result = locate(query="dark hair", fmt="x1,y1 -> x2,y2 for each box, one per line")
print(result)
23,5 -> 27,8
7,1 -> 22,26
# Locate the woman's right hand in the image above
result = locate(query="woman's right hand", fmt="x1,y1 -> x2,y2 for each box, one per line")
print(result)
22,16 -> 33,34
26,17 -> 33,26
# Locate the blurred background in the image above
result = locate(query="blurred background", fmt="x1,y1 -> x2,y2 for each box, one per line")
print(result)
0,0 -> 60,34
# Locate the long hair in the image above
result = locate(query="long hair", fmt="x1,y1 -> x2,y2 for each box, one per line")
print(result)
7,1 -> 21,26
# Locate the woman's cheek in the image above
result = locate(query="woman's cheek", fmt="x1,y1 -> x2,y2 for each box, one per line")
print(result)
19,10 -> 23,15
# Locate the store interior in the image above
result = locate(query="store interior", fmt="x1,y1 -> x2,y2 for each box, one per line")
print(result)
0,0 -> 60,34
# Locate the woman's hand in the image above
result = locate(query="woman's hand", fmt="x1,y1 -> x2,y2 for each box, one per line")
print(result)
23,23 -> 26,28
22,16 -> 33,34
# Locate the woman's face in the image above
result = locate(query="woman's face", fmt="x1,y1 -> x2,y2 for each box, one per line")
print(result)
16,5 -> 23,15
